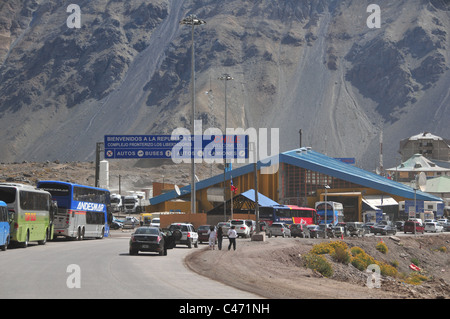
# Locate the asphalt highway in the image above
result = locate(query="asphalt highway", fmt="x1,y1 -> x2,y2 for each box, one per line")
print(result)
0,230 -> 260,299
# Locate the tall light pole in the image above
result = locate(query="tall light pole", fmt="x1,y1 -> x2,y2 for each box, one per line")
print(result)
180,14 -> 206,214
219,74 -> 233,221
324,185 -> 330,238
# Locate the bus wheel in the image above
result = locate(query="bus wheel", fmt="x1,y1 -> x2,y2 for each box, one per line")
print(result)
0,237 -> 7,251
21,231 -> 29,248
97,228 -> 104,239
38,229 -> 48,245
77,228 -> 84,241
37,236 -> 47,245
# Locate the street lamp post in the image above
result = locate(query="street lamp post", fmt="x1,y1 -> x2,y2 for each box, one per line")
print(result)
180,15 -> 206,214
219,74 -> 233,221
324,185 -> 330,239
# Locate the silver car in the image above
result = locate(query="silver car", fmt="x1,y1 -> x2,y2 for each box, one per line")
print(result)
268,222 -> 291,238
217,222 -> 230,237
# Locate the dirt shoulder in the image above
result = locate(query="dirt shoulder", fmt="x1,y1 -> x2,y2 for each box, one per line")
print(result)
185,234 -> 450,299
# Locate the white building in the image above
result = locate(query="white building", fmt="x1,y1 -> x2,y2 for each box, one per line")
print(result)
386,154 -> 450,183
399,132 -> 450,163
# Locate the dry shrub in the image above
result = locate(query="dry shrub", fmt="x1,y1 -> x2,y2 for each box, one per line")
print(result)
303,253 -> 334,277
331,246 -> 351,265
404,273 -> 429,285
310,240 -> 348,255
376,241 -> 388,254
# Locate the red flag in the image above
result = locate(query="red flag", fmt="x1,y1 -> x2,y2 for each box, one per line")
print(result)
231,179 -> 237,194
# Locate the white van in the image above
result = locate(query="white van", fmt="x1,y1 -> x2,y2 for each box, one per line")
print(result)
150,218 -> 160,227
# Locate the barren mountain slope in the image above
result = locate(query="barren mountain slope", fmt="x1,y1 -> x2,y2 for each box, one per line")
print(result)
0,0 -> 448,171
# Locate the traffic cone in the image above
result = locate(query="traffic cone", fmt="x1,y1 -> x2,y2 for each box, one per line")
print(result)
341,233 -> 344,240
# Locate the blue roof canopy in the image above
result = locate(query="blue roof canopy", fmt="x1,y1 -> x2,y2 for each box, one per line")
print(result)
149,148 -> 442,206
281,149 -> 441,202
239,189 -> 285,207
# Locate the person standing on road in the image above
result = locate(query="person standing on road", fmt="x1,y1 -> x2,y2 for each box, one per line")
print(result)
217,226 -> 223,250
227,225 -> 237,251
207,225 -> 217,250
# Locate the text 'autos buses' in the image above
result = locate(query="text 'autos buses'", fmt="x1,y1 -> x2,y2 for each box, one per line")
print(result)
37,181 -> 112,240
0,183 -> 55,248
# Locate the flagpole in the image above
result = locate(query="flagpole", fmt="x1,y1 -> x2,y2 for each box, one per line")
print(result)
230,177 -> 234,220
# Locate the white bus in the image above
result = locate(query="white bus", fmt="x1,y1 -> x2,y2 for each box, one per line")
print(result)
315,201 -> 344,225
0,183 -> 55,248
37,181 -> 111,240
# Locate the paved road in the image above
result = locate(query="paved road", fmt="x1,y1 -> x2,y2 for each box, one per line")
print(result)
0,231 -> 261,299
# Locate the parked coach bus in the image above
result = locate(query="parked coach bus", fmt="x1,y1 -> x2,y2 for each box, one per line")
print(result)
0,183 -> 54,248
259,205 -> 317,225
37,181 -> 112,240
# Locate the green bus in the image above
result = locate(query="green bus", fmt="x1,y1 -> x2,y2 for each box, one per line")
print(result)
0,183 -> 55,248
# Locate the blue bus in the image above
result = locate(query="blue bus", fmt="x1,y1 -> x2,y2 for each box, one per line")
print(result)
314,201 -> 344,225
37,181 -> 112,240
0,201 -> 10,251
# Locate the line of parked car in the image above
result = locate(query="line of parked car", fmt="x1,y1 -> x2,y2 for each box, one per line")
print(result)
127,217 -> 450,256
129,222 -> 199,256
259,218 -> 450,239
112,216 -> 161,230
395,218 -> 450,234
128,219 -> 256,256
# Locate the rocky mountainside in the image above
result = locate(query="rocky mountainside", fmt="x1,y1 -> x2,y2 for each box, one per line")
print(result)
0,0 -> 449,171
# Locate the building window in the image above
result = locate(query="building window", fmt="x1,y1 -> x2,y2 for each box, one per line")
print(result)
282,164 -> 362,202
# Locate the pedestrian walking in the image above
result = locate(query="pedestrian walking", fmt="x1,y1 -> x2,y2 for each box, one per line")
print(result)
207,225 -> 217,250
217,226 -> 223,250
227,225 -> 237,251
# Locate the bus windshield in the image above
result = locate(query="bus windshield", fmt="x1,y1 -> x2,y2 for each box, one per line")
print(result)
315,201 -> 344,225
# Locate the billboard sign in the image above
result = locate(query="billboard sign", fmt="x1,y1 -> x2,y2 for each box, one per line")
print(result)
104,135 -> 248,160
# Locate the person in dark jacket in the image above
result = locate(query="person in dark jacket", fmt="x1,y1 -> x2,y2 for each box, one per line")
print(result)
217,226 -> 223,250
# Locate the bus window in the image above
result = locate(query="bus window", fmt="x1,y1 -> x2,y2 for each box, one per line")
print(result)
0,187 -> 16,204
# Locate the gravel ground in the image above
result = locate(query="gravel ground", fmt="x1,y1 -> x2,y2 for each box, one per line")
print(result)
185,234 -> 450,299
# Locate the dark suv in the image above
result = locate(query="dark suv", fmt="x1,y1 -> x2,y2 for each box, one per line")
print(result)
290,224 -> 310,238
